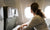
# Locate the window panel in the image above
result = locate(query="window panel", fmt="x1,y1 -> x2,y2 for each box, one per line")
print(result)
44,6 -> 50,19
24,7 -> 34,19
8,7 -> 19,18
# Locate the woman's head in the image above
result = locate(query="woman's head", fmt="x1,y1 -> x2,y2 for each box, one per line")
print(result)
31,2 -> 45,18
31,3 -> 39,13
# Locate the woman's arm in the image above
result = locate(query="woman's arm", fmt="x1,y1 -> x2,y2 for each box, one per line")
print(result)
17,24 -> 27,30
23,16 -> 41,30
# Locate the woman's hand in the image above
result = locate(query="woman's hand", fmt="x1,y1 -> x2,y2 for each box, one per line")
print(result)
22,24 -> 27,27
17,24 -> 27,30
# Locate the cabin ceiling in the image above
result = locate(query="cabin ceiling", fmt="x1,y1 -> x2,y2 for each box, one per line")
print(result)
0,0 -> 50,8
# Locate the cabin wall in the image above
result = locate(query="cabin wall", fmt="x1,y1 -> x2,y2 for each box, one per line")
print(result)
0,0 -> 50,30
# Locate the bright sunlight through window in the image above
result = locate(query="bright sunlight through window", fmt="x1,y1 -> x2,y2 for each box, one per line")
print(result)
24,7 -> 34,18
44,6 -> 50,19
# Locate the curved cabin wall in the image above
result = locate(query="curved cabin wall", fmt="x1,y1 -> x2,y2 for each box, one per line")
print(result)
4,0 -> 19,8
0,0 -> 5,6
19,0 -> 34,23
0,0 -> 20,8
0,0 -> 21,30
1,0 -> 50,30
3,0 -> 36,30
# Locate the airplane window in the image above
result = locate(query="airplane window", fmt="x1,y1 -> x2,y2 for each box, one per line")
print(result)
24,7 -> 34,19
0,7 -> 3,19
44,6 -> 50,19
11,8 -> 15,17
8,7 -> 12,17
8,7 -> 19,18
14,9 -> 19,16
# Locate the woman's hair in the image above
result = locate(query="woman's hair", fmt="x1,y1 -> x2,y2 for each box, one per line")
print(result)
31,2 -> 45,18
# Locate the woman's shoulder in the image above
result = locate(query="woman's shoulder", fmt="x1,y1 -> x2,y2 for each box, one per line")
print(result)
33,15 -> 45,22
33,15 -> 44,21
34,15 -> 42,19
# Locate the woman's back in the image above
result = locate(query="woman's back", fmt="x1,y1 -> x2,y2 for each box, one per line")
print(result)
32,15 -> 48,30
23,15 -> 48,30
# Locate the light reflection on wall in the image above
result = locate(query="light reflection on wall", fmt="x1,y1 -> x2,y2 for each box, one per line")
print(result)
44,6 -> 50,19
24,7 -> 34,19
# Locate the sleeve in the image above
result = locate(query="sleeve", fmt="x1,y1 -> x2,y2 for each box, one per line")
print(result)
23,16 -> 42,30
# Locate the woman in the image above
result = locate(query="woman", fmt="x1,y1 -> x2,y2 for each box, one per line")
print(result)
18,2 -> 48,30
